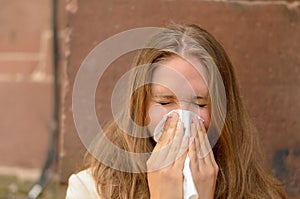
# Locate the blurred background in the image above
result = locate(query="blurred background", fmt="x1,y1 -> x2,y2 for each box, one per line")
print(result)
0,0 -> 299,198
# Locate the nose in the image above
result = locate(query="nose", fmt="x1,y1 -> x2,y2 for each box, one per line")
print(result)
178,101 -> 197,113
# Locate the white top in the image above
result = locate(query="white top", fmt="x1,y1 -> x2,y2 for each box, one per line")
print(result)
65,169 -> 101,199
66,167 -> 197,199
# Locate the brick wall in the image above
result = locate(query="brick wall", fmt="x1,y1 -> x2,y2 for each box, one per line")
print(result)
0,0 -> 53,170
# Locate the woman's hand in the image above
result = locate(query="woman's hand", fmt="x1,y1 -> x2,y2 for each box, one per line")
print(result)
189,118 -> 219,199
147,113 -> 189,199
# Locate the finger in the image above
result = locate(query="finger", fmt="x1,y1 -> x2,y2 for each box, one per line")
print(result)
150,113 -> 179,170
190,117 -> 197,143
188,123 -> 198,170
177,124 -> 189,158
195,120 -> 206,161
173,135 -> 189,169
177,134 -> 189,159
157,113 -> 179,147
188,117 -> 198,150
148,143 -> 171,171
163,115 -> 171,131
148,113 -> 178,171
207,141 -> 217,167
176,117 -> 190,160
195,123 -> 202,156
198,119 -> 213,164
203,131 -> 217,166
147,141 -> 174,172
166,121 -> 184,164
201,127 -> 219,173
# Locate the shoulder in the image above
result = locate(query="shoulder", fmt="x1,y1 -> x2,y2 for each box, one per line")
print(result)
65,169 -> 101,199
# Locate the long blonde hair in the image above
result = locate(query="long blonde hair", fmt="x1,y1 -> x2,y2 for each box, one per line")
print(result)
85,24 -> 286,198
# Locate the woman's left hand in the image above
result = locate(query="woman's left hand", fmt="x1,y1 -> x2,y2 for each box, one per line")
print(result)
188,118 -> 219,199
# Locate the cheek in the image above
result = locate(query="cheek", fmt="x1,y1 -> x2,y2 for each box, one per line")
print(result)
147,104 -> 167,136
199,109 -> 211,129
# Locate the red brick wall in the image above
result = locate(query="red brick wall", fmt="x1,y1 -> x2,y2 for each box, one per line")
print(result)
0,0 -> 53,168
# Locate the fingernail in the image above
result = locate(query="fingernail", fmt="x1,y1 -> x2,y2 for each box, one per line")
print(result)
164,116 -> 171,127
166,113 -> 172,119
171,112 -> 179,122
172,112 -> 178,118
197,116 -> 205,123
183,135 -> 189,145
190,123 -> 196,137
191,116 -> 196,124
189,136 -> 194,145
177,121 -> 183,130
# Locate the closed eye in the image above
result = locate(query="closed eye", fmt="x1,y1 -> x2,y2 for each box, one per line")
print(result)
195,103 -> 207,108
153,95 -> 176,106
158,102 -> 171,106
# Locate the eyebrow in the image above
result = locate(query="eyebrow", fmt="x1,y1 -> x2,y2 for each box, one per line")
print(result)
152,95 -> 176,99
153,95 -> 208,100
193,96 -> 208,100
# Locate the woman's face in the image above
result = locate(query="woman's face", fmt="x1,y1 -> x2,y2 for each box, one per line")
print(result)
147,55 -> 211,136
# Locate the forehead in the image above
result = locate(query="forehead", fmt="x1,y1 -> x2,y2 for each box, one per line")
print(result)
151,55 -> 208,97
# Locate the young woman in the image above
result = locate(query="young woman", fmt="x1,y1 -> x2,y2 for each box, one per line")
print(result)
66,24 -> 286,199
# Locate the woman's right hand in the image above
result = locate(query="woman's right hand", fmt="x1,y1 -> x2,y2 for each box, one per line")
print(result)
147,113 -> 189,199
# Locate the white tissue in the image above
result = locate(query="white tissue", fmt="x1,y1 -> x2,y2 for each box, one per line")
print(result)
153,109 -> 201,199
